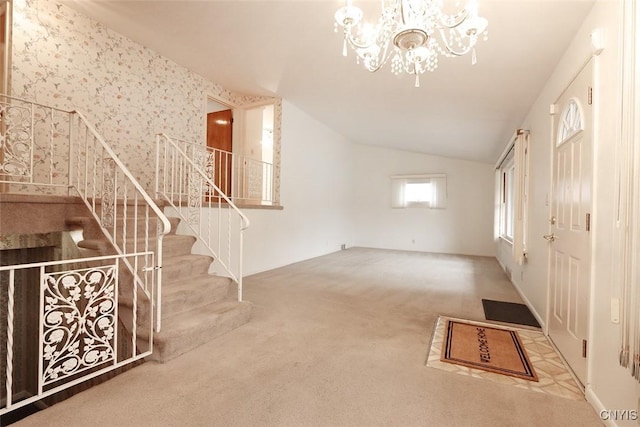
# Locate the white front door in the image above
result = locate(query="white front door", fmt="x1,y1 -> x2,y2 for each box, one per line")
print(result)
548,60 -> 593,386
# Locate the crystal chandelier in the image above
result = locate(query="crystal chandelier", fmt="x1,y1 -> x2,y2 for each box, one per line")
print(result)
334,0 -> 489,87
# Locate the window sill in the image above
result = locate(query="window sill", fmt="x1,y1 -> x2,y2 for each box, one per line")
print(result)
499,236 -> 514,246
234,202 -> 284,211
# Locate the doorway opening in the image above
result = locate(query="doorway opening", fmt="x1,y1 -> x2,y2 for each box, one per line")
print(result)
206,98 -> 233,199
205,96 -> 276,205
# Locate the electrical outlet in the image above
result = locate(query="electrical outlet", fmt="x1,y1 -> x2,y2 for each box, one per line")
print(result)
341,244 -> 346,250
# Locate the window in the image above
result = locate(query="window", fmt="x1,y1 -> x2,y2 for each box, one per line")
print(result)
405,182 -> 433,204
391,174 -> 447,209
495,129 -> 529,264
557,99 -> 583,145
500,155 -> 515,241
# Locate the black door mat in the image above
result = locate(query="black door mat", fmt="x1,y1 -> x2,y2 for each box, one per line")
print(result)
482,299 -> 541,328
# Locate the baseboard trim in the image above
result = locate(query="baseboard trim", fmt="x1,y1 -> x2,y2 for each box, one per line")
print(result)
509,274 -> 546,331
586,386 -> 616,427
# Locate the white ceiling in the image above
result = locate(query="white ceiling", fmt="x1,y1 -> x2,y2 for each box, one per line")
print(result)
64,0 -> 595,164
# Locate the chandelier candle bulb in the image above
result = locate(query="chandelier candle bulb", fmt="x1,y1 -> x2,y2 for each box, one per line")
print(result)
335,0 -> 488,86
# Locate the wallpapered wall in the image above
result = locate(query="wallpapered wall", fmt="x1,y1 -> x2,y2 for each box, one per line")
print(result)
11,0 -> 281,194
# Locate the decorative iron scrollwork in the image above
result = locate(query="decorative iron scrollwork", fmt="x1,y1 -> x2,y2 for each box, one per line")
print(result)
0,102 -> 33,177
41,265 -> 117,386
101,158 -> 116,228
188,165 -> 202,226
248,161 -> 262,200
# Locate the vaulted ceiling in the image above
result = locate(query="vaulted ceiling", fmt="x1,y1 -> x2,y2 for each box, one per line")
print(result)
65,0 -> 595,164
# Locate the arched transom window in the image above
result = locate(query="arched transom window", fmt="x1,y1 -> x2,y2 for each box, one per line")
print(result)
557,99 -> 583,145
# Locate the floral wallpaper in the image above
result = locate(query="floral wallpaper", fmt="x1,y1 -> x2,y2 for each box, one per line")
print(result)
11,0 -> 281,200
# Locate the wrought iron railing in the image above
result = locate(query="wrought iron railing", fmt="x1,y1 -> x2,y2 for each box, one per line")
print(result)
0,253 -> 155,415
155,134 -> 250,301
0,95 -> 170,415
0,95 -> 171,331
170,137 -> 276,205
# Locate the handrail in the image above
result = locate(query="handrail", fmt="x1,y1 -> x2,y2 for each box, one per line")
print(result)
157,133 -> 250,230
0,250 -> 154,271
74,111 -> 172,236
0,93 -> 71,111
0,94 -> 171,333
71,112 -> 171,332
0,95 -> 170,416
170,136 -> 276,204
175,136 -> 274,171
156,133 -> 249,302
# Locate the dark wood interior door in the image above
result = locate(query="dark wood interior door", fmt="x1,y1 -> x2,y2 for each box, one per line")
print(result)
206,110 -> 233,198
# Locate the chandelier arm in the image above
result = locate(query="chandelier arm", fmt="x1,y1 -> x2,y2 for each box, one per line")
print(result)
436,29 -> 476,56
343,31 -> 377,51
439,9 -> 471,30
363,61 -> 386,73
361,37 -> 396,72
399,0 -> 408,26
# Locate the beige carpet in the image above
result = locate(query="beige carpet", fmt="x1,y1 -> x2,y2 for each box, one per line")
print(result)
11,248 -> 601,427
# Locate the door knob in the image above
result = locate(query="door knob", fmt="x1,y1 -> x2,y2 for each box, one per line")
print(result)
543,234 -> 557,242
549,216 -> 556,225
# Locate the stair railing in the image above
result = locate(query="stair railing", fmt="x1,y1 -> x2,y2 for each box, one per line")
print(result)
0,251 -> 156,416
155,133 -> 250,301
70,111 -> 171,333
0,95 -> 171,416
0,94 -> 170,330
169,138 -> 276,204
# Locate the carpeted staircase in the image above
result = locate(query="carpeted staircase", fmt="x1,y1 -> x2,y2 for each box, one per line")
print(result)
66,207 -> 252,363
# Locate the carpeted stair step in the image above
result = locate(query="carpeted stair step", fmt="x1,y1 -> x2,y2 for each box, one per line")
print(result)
66,216 -> 109,244
158,274 -> 231,318
113,216 -> 172,238
146,299 -> 253,363
68,213 -> 178,240
91,198 -> 168,217
159,234 -> 196,258
77,239 -> 110,253
119,234 -> 195,258
162,253 -> 213,281
121,274 -> 231,324
65,216 -> 93,230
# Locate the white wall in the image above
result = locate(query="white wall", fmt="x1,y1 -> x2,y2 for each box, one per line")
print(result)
589,1 -> 640,421
352,144 -> 495,256
496,1 -> 640,422
237,101 -> 355,275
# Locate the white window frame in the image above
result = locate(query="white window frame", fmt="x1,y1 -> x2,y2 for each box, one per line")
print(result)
495,129 -> 530,264
499,154 -> 516,242
391,174 -> 447,209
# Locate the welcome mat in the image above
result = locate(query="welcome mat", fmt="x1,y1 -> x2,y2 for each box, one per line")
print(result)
426,316 -> 584,400
441,320 -> 538,381
482,299 -> 541,328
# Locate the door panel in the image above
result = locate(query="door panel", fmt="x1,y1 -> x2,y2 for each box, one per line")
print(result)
206,109 -> 232,198
548,60 -> 592,387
